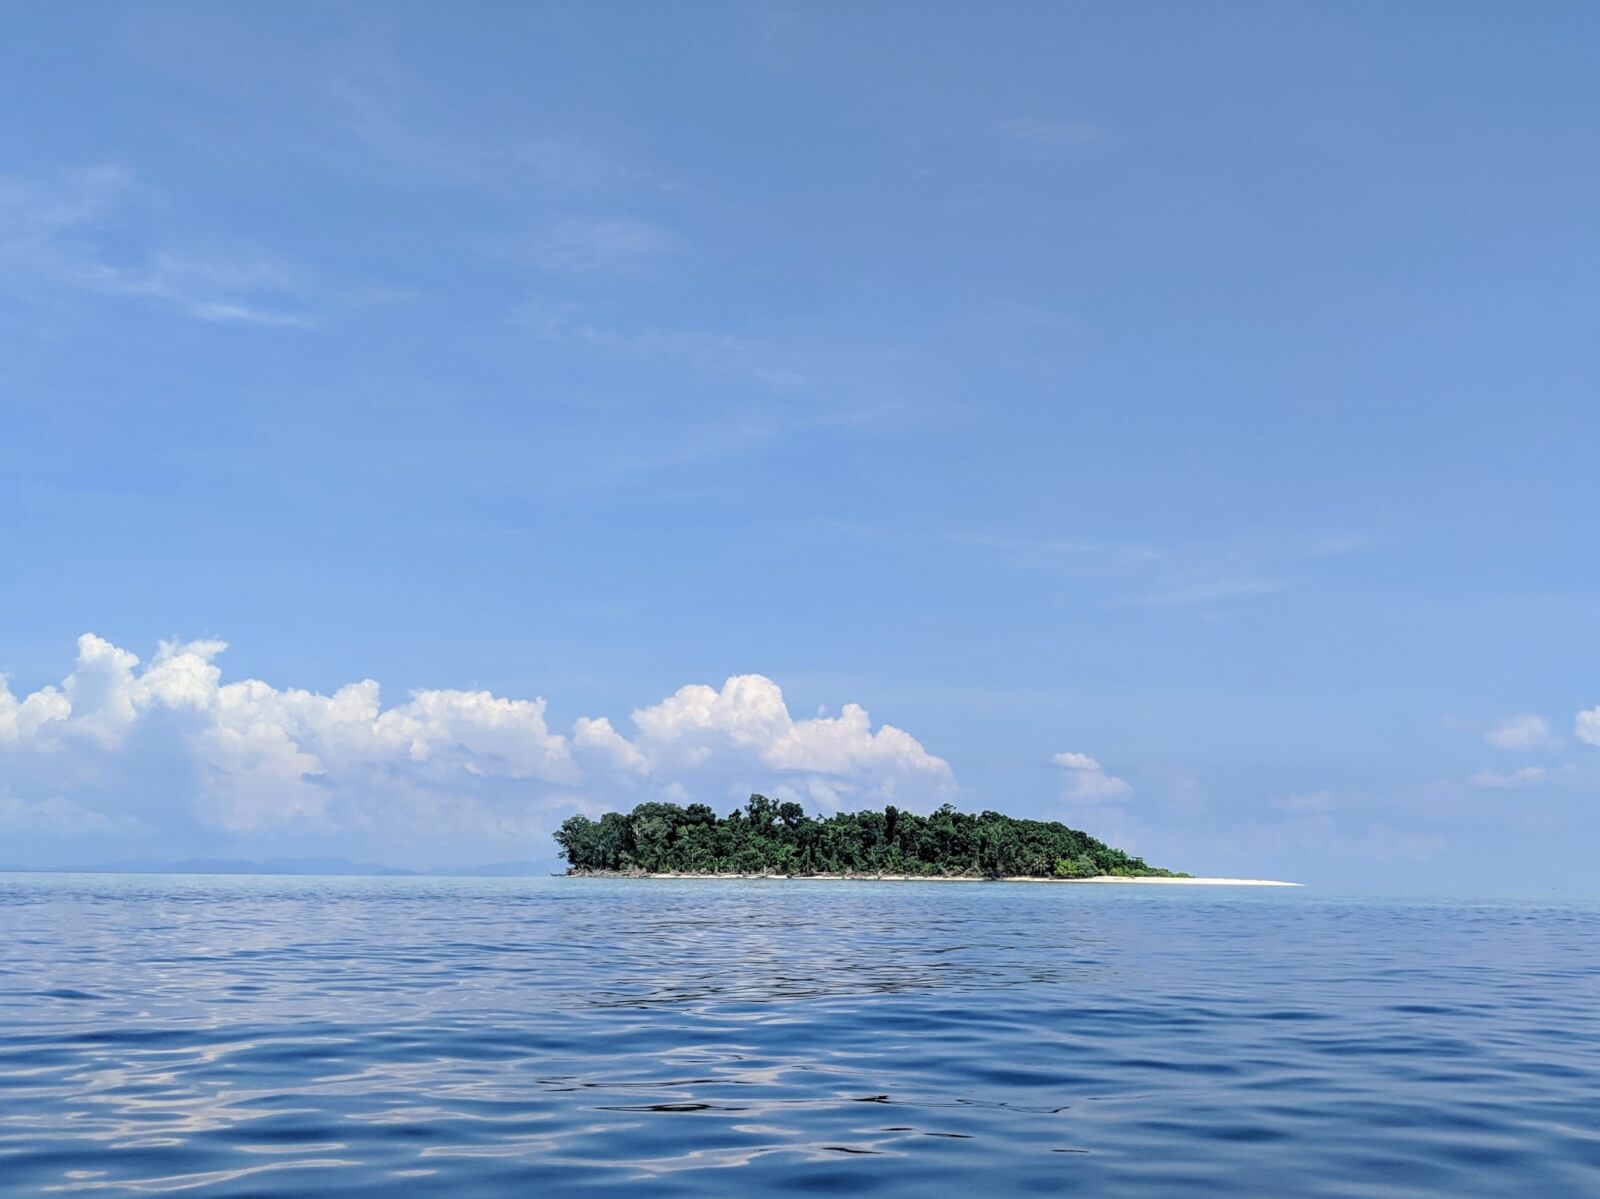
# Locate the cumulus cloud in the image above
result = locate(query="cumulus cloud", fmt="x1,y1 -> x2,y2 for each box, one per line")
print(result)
620,677 -> 953,810
1485,714 -> 1555,751
1469,766 -> 1547,790
1053,751 -> 1131,802
1576,707 -> 1600,748
0,635 -> 954,847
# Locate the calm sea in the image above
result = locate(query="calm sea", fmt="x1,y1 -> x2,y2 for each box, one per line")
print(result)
1,874 -> 1597,1196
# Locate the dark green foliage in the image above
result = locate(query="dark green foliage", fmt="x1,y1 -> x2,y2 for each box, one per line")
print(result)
554,796 -> 1186,878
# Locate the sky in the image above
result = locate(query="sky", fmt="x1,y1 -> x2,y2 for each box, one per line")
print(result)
2,2 -> 1597,892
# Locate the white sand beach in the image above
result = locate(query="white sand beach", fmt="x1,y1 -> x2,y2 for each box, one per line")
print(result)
1033,876 -> 1302,887
635,872 -> 1301,887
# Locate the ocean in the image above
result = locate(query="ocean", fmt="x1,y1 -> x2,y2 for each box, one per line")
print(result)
1,874 -> 1596,1196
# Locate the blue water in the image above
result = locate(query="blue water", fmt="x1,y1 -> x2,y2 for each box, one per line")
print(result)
1,876 -> 1597,1197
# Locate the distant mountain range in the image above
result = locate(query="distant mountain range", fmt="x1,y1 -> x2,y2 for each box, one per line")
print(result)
0,857 -> 553,878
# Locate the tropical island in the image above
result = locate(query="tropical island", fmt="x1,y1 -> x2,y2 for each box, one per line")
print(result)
555,794 -> 1193,880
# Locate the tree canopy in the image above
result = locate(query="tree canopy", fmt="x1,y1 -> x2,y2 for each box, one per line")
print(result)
555,795 -> 1185,878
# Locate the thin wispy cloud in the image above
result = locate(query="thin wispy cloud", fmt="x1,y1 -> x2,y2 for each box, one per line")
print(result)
1128,574 -> 1285,607
1484,714 -> 1557,751
185,301 -> 316,328
325,60 -> 660,195
520,300 -> 811,389
984,299 -> 1085,339
998,118 -> 1110,150
0,167 -> 317,328
948,531 -> 1162,576
523,216 -> 681,276
507,299 -> 932,488
952,527 -> 1370,609
1469,766 -> 1548,790
125,12 -> 662,199
1269,790 -> 1336,814
518,300 -> 931,420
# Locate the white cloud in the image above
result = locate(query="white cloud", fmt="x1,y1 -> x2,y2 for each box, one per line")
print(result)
3,634 -> 222,752
1485,714 -> 1555,751
622,677 -> 954,809
1053,751 -> 1131,802
0,635 -> 954,843
1576,707 -> 1600,748
0,678 -> 71,745
572,715 -> 649,774
1469,766 -> 1547,790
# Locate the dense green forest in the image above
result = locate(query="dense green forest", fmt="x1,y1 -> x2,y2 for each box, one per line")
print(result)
555,795 -> 1185,878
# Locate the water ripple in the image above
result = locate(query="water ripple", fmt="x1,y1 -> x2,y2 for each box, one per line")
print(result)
1,875 -> 1598,1196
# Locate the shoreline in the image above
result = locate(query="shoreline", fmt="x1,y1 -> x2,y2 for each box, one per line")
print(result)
568,871 -> 1301,887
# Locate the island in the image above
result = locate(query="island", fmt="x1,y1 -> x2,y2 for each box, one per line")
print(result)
556,794 -> 1199,881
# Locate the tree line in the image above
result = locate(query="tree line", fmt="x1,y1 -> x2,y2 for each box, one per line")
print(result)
554,794 -> 1185,878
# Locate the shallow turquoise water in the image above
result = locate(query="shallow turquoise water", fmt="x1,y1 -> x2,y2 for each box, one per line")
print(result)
1,875 -> 1597,1196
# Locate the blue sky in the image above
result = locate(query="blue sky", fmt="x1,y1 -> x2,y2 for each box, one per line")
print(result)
2,3 -> 1597,890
